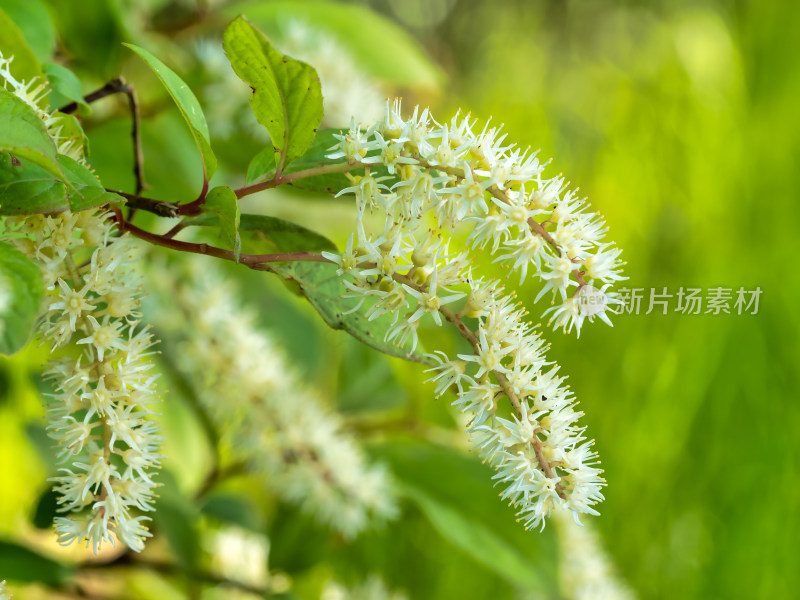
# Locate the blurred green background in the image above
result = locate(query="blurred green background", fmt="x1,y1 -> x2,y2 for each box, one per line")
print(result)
1,0 -> 797,598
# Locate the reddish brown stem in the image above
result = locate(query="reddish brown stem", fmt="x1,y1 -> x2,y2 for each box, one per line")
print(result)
116,218 -> 330,268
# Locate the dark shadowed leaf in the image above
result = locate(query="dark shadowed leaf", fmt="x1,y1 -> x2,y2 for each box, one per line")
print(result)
0,241 -> 44,355
201,494 -> 265,532
0,539 -> 73,586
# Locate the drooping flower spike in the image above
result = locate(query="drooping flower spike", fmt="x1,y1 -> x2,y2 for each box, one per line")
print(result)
324,99 -> 626,528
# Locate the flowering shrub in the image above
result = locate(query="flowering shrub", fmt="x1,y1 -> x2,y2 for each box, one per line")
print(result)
0,5 -> 631,599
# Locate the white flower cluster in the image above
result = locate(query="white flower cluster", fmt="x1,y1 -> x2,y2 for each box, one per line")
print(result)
149,259 -> 397,539
324,100 -> 622,528
0,51 -> 84,161
5,211 -> 162,553
1,51 -> 161,553
554,509 -> 636,600
327,99 -> 626,338
0,580 -> 10,600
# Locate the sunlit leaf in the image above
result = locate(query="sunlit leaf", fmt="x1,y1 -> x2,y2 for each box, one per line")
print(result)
124,43 -> 217,181
223,16 -> 323,171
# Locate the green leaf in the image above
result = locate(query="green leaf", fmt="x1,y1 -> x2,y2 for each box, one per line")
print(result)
223,16 -> 323,171
124,43 -> 217,181
370,441 -> 554,593
151,470 -> 200,571
183,212 -> 422,360
246,145 -> 276,185
404,486 -> 546,590
0,539 -> 73,586
31,486 -> 59,529
52,111 -> 89,157
0,89 -> 62,179
201,494 -> 265,532
186,212 -> 336,255
0,153 -> 119,215
270,261 -> 426,362
0,241 -> 44,355
0,152 -> 66,214
0,0 -> 56,63
247,128 -> 395,194
246,128 -> 347,193
44,63 -> 89,113
0,7 -> 42,82
201,186 -> 241,261
239,214 -> 336,254
230,1 -> 443,90
59,154 -> 124,212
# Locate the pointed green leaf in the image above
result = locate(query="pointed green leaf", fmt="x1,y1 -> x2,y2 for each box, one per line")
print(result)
223,16 -> 323,171
124,43 -> 217,180
180,212 -> 422,360
201,185 -> 241,261
0,241 -> 44,355
403,486 -> 548,591
0,89 -> 62,179
371,441 -> 555,593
